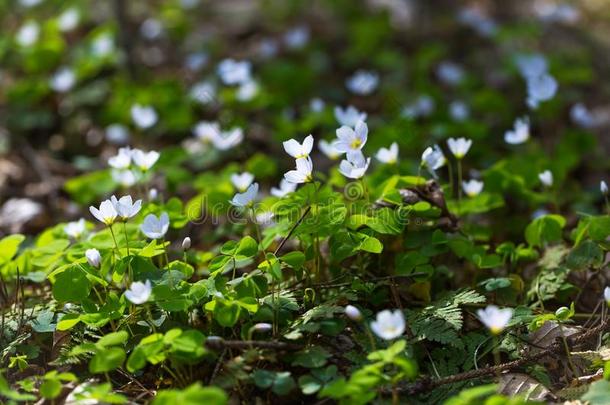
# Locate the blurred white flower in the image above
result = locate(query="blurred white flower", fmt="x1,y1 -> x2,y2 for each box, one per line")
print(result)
449,100 -> 469,121
140,212 -> 170,239
345,305 -> 362,322
601,180 -> 608,195
504,117 -> 530,145
140,18 -> 163,40
19,0 -> 42,7
58,8 -> 80,32
447,137 -> 472,159
184,52 -> 208,71
309,98 -> 325,113
370,309 -> 405,340
458,6 -> 497,37
16,22 -> 39,47
283,135 -> 314,159
515,54 -> 548,79
132,149 -> 160,171
376,142 -> 398,164
89,200 -> 118,225
437,61 -> 464,86
112,169 -> 139,188
193,121 -> 221,144
64,218 -> 86,239
334,121 -> 368,158
339,151 -> 371,179
346,70 -> 379,95
539,170 -> 553,187
477,305 -> 513,334
334,106 -> 367,127
283,26 -> 309,49
527,73 -> 558,109
255,211 -> 275,226
462,179 -> 484,197
402,95 -> 435,119
231,172 -> 255,192
217,59 -> 251,85
604,287 -> 610,306
190,81 -> 216,104
131,105 -> 157,129
148,188 -> 159,201
108,147 -> 133,169
213,128 -> 243,150
230,183 -> 258,207
258,38 -> 279,58
125,280 -> 152,305
182,237 -> 191,251
86,248 -> 101,268
91,34 -> 114,57
106,124 -> 130,145
236,80 -> 259,101
421,145 -> 446,178
284,157 -> 313,184
253,322 -> 273,332
570,103 -> 595,128
271,179 -> 297,198
110,195 -> 142,220
319,139 -> 341,160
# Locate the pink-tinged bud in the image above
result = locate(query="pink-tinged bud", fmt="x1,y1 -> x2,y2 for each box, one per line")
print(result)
345,305 -> 362,322
85,248 -> 101,268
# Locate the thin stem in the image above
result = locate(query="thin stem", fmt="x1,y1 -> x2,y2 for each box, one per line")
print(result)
364,323 -> 377,351
558,322 -> 579,377
108,224 -> 120,255
447,160 -> 454,198
492,334 -> 501,379
457,159 -> 463,206
604,195 -> 609,215
122,222 -> 130,256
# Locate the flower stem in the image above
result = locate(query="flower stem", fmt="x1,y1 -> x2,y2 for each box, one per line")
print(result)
457,159 -> 463,206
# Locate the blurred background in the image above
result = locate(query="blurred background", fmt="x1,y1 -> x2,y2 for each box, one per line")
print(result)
1,0 -> 609,236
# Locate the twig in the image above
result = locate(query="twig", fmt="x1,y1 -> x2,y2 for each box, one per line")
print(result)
273,206 -> 311,256
284,273 -> 429,294
205,338 -> 303,351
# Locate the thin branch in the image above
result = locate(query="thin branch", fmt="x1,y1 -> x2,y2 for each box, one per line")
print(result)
273,206 -> 311,255
205,338 -> 303,351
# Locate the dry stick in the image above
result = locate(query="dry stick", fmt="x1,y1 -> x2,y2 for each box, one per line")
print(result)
386,317 -> 610,396
273,206 -> 312,256
205,339 -> 303,351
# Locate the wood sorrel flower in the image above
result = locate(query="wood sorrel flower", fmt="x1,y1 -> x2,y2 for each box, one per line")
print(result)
231,172 -> 255,192
140,212 -> 170,239
284,157 -> 313,184
85,248 -> 101,268
477,305 -> 513,335
89,200 -> 118,225
370,309 -> 405,340
375,142 -> 399,164
230,183 -> 258,207
504,117 -> 530,145
447,137 -> 472,159
125,280 -> 152,305
283,135 -> 314,159
462,179 -> 484,197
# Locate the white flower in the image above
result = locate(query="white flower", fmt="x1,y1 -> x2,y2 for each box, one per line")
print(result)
230,183 -> 258,207
140,212 -> 170,239
345,305 -> 362,322
58,8 -> 79,32
148,188 -> 159,201
339,151 -> 371,179
110,195 -> 142,220
449,100 -> 469,121
310,98 -> 325,112
271,179 -> 297,198
86,248 -> 101,268
140,18 -> 163,40
334,106 -> 367,127
477,305 -> 513,334
604,287 -> 610,306
64,218 -> 86,239
89,200 -> 118,225
255,211 -> 275,226
447,137 -> 472,159
346,70 -> 379,95
601,180 -> 608,195
131,149 -> 160,171
125,280 -> 152,305
571,103 -> 595,128
213,128 -> 243,150
50,67 -> 76,93
334,121 -> 368,157
402,95 -> 435,119
258,38 -> 279,58
515,54 -> 548,79
283,135 -> 314,159
193,121 -> 221,144
190,81 -> 216,104
504,117 -> 530,144
231,172 -> 255,192
319,139 -> 341,160
527,73 -> 558,109
283,26 -> 309,49
217,59 -> 251,85
253,322 -> 273,332
539,170 -> 553,187
462,179 -> 484,197
112,169 -> 139,188
370,309 -> 405,340
108,147 -> 132,169
236,80 -> 259,101
130,104 -> 158,129
106,124 -> 130,145
421,145 -> 446,171
16,22 -> 39,47
376,142 -> 399,164
182,237 -> 191,250
91,34 -> 114,57
437,61 -> 464,85
284,157 -> 313,184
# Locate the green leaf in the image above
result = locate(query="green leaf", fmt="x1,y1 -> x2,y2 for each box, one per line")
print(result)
0,234 -> 25,265
581,380 -> 610,405
52,266 -> 91,302
152,383 -> 227,405
39,379 -> 62,399
89,347 -> 126,374
56,313 -> 81,330
96,331 -> 129,348
525,215 -> 566,247
292,346 -> 331,368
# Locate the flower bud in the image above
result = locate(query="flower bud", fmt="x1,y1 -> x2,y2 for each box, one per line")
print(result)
601,181 -> 608,195
253,323 -> 272,333
182,237 -> 191,251
345,305 -> 362,322
148,188 -> 158,201
85,248 -> 101,268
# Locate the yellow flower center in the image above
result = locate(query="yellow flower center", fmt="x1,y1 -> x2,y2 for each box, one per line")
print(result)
350,139 -> 362,149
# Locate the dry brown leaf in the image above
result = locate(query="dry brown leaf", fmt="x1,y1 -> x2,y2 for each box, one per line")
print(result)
497,372 -> 553,401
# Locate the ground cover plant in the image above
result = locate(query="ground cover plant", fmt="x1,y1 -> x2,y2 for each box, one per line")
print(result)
2,0 -> 610,404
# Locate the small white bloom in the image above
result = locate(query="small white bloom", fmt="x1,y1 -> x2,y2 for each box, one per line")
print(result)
58,8 -> 80,32
345,305 -> 362,322
182,237 -> 191,250
16,22 -> 39,47
570,103 -> 595,128
131,149 -> 160,171
89,200 -> 118,225
421,145 -> 446,171
253,322 -> 273,332
346,70 -> 379,95
370,309 -> 405,340
604,287 -> 610,306
110,195 -> 142,220
539,170 -> 553,187
108,147 -> 133,169
193,121 -> 221,144
339,151 -> 371,179
601,180 -> 608,195
334,106 -> 367,127
64,218 -> 86,239
255,211 -> 275,226
376,142 -> 399,164
91,34 -> 114,57
284,157 -> 313,184
447,137 -> 473,159
217,59 -> 251,85
112,169 -> 139,188
140,212 -> 170,239
504,117 -> 530,144
319,139 -> 341,160
85,248 -> 101,268
105,124 -> 130,145
148,188 -> 159,201
462,179 -> 484,197
449,100 -> 469,121
130,104 -> 158,129
283,135 -> 314,159
334,120 -> 368,157
515,54 -> 548,79
190,81 -> 216,104
230,183 -> 258,207
310,98 -> 325,112
49,67 -> 76,93
213,128 -> 243,150
231,172 -> 255,192
125,280 -> 152,305
258,38 -> 279,58
271,179 -> 297,198
236,80 -> 259,101
283,26 -> 309,49
402,95 -> 435,119
476,305 -> 513,334
437,61 -> 464,85
140,18 -> 163,40
527,73 -> 558,109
